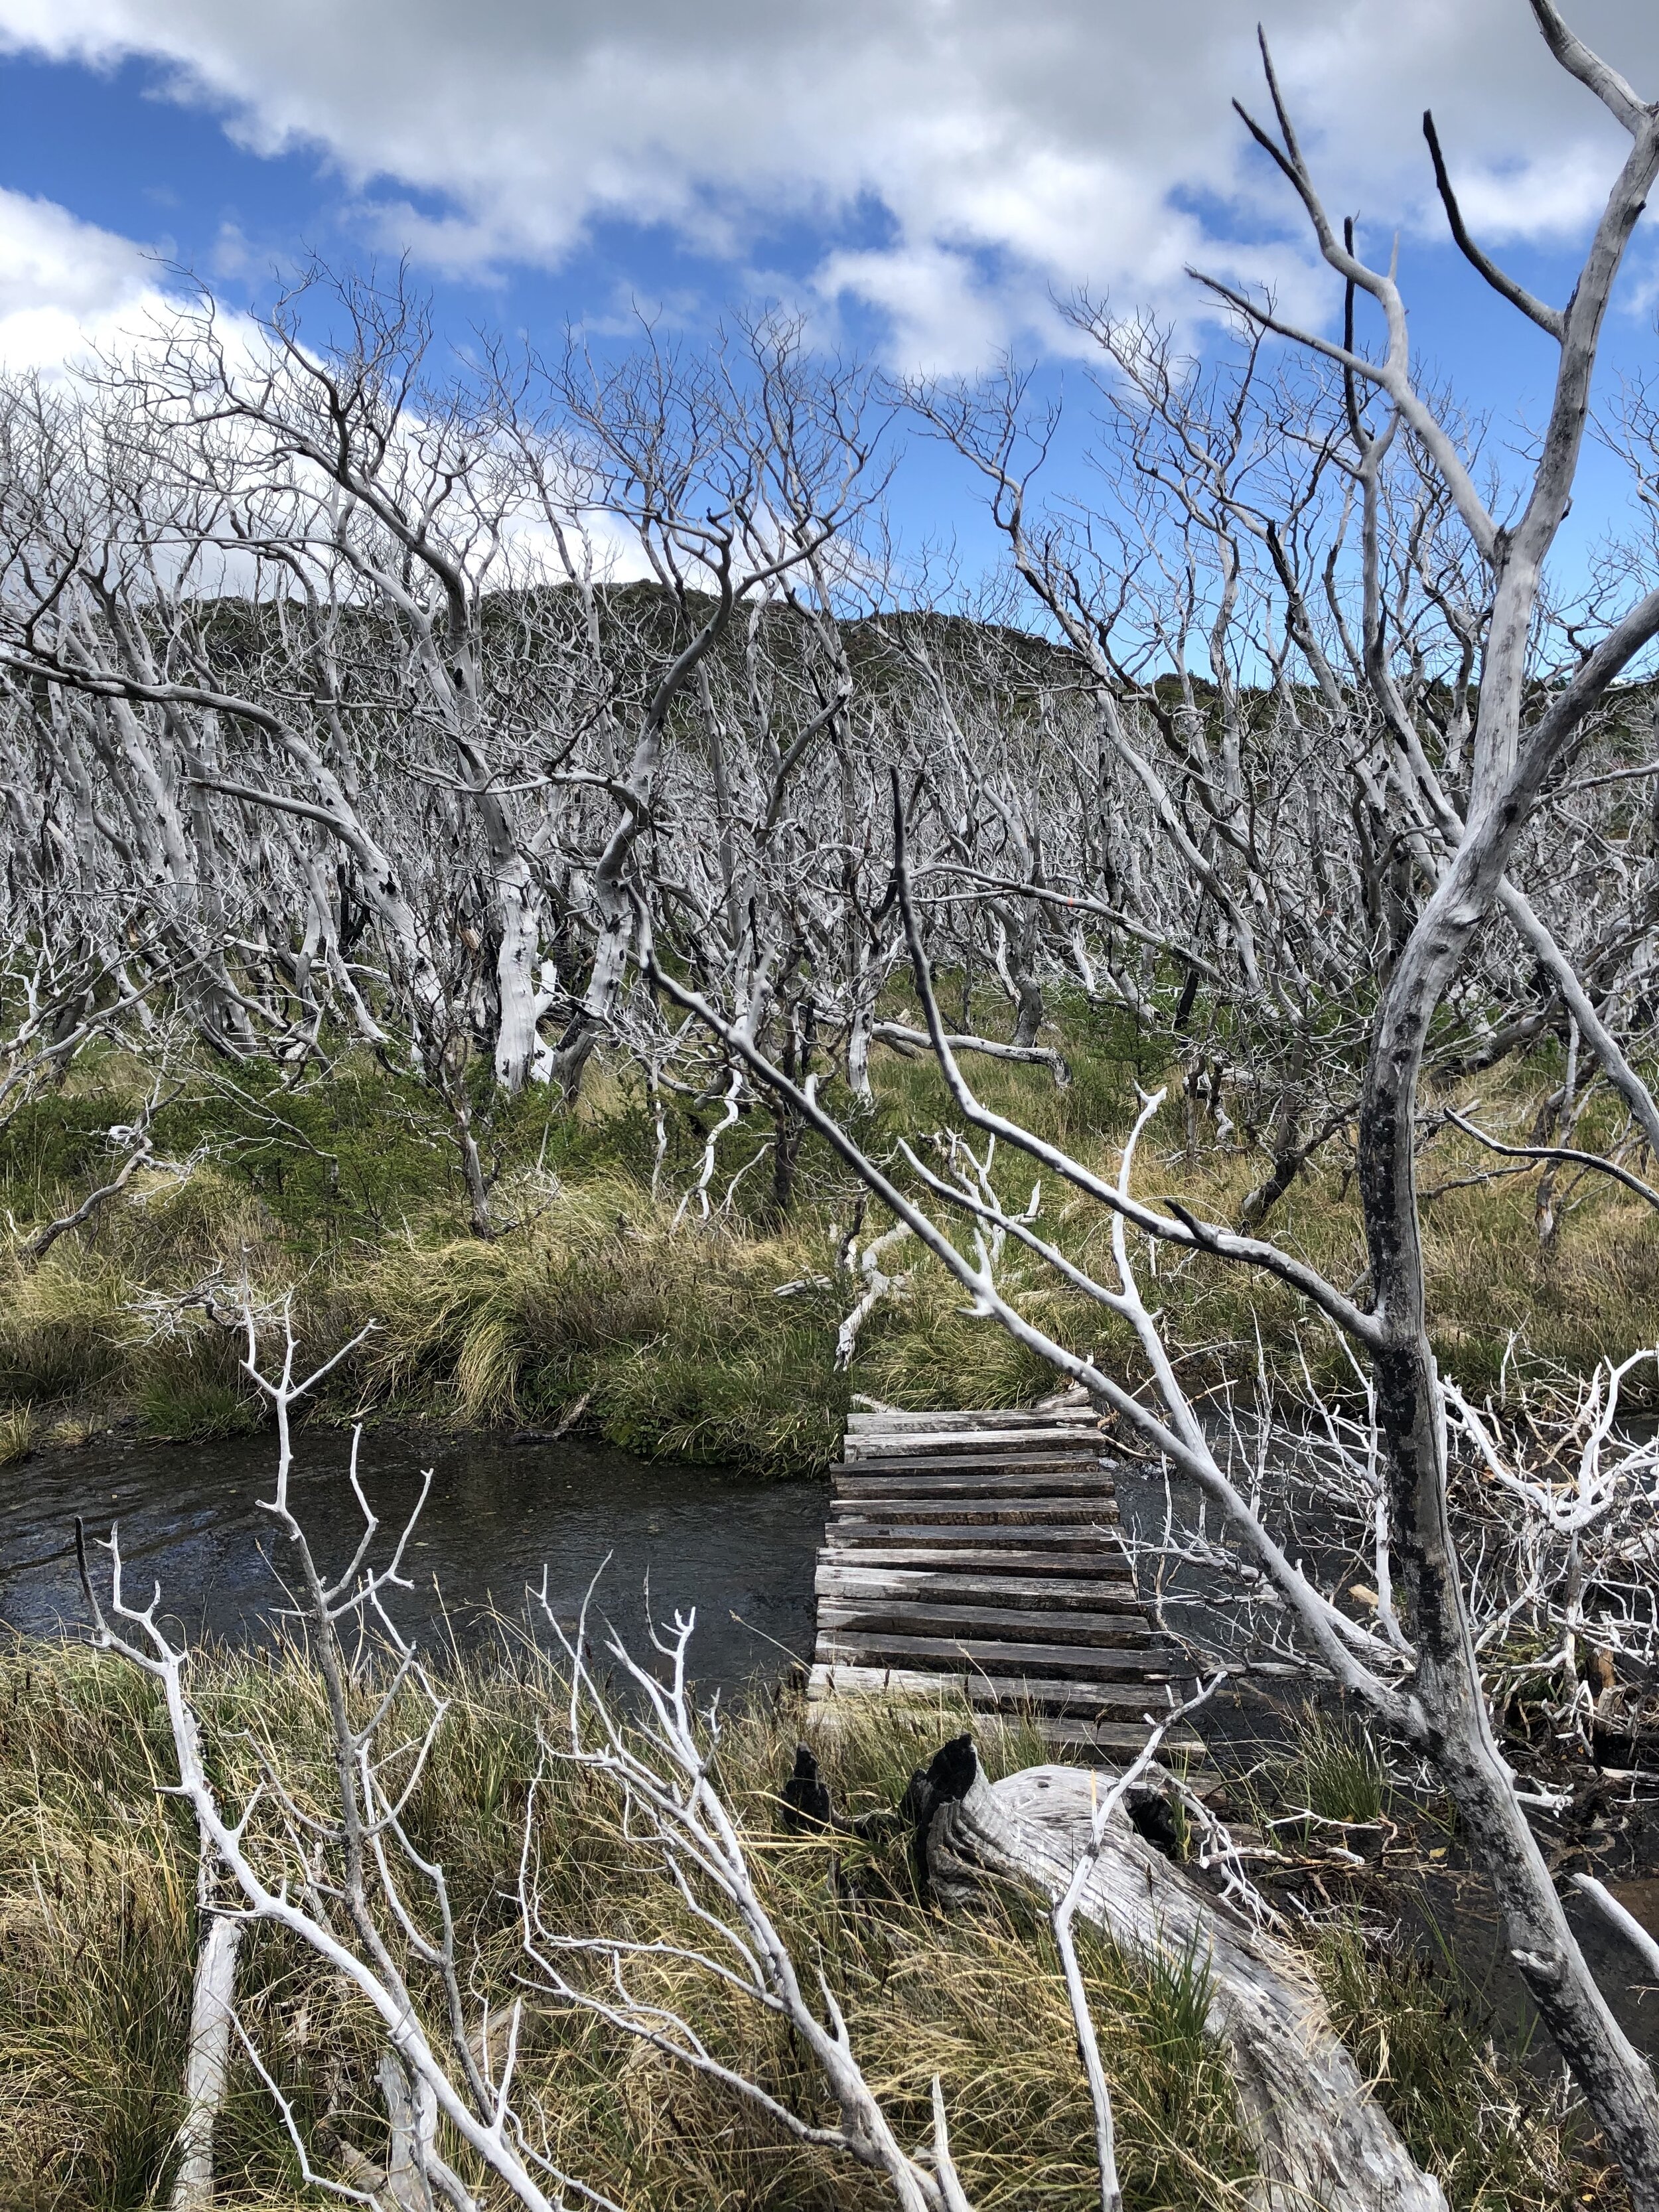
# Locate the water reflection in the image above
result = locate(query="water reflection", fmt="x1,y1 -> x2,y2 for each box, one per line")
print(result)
0,1426 -> 828,1699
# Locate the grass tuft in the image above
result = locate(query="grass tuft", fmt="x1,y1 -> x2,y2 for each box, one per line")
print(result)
0,1402 -> 36,1465
0,1638 -> 1621,2212
137,1370 -> 259,1442
1318,1921 -> 1622,2212
1263,1702 -> 1394,1829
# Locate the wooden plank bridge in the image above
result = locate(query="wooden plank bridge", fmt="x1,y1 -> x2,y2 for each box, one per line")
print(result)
808,1402 -> 1205,1761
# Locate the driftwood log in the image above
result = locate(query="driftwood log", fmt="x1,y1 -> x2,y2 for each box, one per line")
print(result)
920,1747 -> 1447,2212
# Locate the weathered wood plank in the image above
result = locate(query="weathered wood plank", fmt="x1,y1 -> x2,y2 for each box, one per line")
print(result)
1035,1716 -> 1208,1757
831,1490 -> 1118,1516
834,1483 -> 1114,1506
846,1408 -> 1098,1431
806,1662 -> 1194,1718
826,1522 -> 1123,1550
817,1599 -> 1153,1643
843,1430 -> 1107,1461
813,1632 -> 1179,1680
818,1540 -> 1134,1574
845,1421 -> 1102,1442
836,1457 -> 1110,1479
833,1467 -> 1113,1497
830,1497 -> 1120,1526
815,1563 -> 1139,1609
839,1469 -> 1105,1487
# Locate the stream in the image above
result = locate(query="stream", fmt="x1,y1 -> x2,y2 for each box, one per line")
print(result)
0,1424 -> 829,1697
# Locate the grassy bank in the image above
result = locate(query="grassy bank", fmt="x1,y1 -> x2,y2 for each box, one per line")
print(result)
0,1637 -> 1621,2211
1,1005 -> 1654,1472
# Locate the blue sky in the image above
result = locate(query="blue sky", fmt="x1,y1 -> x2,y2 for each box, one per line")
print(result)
0,1 -> 1655,582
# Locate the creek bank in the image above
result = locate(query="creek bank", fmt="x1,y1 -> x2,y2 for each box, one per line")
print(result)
14,1418 -> 1659,2095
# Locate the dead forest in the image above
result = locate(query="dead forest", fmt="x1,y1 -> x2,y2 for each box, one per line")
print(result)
11,5 -> 1659,2208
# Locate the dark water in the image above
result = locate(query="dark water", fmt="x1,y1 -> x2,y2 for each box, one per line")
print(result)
0,1426 -> 829,1699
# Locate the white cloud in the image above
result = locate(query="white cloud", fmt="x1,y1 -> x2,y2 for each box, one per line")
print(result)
814,244 -> 1015,378
0,1 -> 1654,365
0,185 -> 174,369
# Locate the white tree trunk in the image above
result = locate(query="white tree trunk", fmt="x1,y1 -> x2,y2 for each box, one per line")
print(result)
926,1759 -> 1446,2212
168,1909 -> 245,2212
377,2050 -> 440,2212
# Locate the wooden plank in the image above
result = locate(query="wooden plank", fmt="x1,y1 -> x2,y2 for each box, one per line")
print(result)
818,1541 -> 1135,1576
817,1599 -> 1153,1644
836,1495 -> 1123,1512
813,1632 -> 1177,1680
830,1498 -> 1119,1526
806,1663 -> 1194,1717
858,1424 -> 1106,1442
836,1457 -> 1110,1481
836,1451 -> 1110,1469
832,1489 -> 1117,1513
843,1435 -> 1108,1463
836,1459 -> 1110,1477
839,1452 -> 1108,1475
817,1588 -> 1149,1621
845,1477 -> 1119,1512
845,1424 -> 1102,1445
847,1408 -> 1098,1431
1023,1716 -> 1209,1759
826,1522 -> 1122,1550
815,1564 -> 1141,1609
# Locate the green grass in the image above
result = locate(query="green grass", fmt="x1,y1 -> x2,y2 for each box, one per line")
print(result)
1,1001 -> 1656,1467
1264,1703 -> 1395,1829
1317,1920 -> 1620,2212
0,1402 -> 36,1465
136,1370 -> 258,1442
0,1639 -> 1250,2212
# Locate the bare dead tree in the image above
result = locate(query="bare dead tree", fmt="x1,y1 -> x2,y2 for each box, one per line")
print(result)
76,1300 -> 626,2212
650,370 -> 1659,2194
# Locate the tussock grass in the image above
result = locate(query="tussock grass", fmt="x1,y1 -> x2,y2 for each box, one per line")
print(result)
0,1252 -> 137,1406
0,1402 -> 36,1465
136,1368 -> 259,1442
0,1639 -> 1254,2211
0,1638 -> 1620,2211
1,1007 -> 1656,1461
1318,1924 -> 1621,2212
1262,1702 -> 1395,1830
321,1175 -> 853,1473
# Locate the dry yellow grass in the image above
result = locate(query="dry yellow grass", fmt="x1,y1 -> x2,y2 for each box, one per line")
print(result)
0,1638 -> 1618,2212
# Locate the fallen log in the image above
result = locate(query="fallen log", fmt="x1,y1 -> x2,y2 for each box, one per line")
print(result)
921,1746 -> 1447,2212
